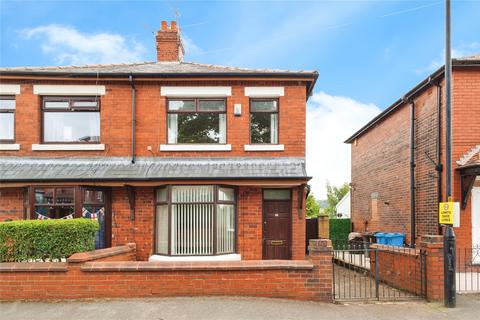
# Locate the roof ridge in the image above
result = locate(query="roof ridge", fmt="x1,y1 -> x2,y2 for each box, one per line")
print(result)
0,61 -> 155,71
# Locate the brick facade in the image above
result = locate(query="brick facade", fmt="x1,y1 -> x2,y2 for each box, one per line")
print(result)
350,66 -> 480,247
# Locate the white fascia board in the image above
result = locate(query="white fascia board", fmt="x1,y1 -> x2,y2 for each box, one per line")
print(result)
33,85 -> 106,96
244,144 -> 285,151
244,87 -> 284,97
0,84 -> 21,95
0,144 -> 20,151
32,144 -> 105,151
160,86 -> 232,97
160,144 -> 232,151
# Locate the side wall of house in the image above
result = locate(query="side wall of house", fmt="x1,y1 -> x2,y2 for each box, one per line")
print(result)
351,83 -> 441,244
350,103 -> 412,240
452,68 -> 480,249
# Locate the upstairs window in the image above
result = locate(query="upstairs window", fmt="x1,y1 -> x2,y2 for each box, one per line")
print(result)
0,96 -> 15,142
250,99 -> 278,144
167,99 -> 226,144
42,97 -> 100,143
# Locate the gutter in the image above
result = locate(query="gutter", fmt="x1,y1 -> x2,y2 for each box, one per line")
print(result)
129,74 -> 136,164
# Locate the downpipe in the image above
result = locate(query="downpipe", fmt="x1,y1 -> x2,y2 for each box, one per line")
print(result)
129,73 -> 137,164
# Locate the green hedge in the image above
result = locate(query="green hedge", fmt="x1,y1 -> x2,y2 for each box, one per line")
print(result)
0,218 -> 99,262
329,218 -> 351,246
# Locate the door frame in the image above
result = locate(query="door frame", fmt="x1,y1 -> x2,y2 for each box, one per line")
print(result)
262,188 -> 293,260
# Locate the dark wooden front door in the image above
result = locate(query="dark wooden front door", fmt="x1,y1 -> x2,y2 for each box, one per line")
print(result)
263,200 -> 291,259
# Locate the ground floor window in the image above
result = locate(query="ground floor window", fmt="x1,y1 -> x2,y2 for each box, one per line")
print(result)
155,185 -> 236,256
29,186 -> 110,249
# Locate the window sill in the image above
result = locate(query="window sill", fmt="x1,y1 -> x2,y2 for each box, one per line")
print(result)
32,144 -> 105,151
160,144 -> 232,152
148,253 -> 241,262
0,144 -> 20,151
244,144 -> 285,151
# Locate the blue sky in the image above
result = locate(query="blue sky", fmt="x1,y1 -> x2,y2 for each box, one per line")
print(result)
1,0 -> 479,197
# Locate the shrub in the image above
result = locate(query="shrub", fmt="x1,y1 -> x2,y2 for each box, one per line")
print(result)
329,218 -> 351,248
0,218 -> 99,262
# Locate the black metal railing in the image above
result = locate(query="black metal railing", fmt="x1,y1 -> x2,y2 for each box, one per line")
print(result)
456,246 -> 480,293
332,241 -> 426,301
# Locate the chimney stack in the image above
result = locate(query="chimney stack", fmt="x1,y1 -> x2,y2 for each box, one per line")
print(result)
156,21 -> 184,62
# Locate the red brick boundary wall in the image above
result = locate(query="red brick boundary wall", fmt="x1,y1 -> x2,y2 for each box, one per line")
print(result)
370,235 -> 445,301
0,239 -> 333,302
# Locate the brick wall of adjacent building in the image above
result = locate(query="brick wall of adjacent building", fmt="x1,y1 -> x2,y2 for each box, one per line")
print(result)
350,100 -> 412,239
0,80 -> 307,158
351,67 -> 479,246
0,239 -> 332,302
452,68 -> 480,249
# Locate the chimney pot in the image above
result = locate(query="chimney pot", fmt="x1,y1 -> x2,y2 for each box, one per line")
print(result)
171,21 -> 177,30
161,21 -> 168,31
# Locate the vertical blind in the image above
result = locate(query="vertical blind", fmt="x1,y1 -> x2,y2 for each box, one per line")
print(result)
156,186 -> 235,256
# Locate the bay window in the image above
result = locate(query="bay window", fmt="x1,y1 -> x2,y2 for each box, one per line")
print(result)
0,96 -> 15,142
167,99 -> 226,144
250,99 -> 279,144
155,185 -> 236,256
42,97 -> 100,143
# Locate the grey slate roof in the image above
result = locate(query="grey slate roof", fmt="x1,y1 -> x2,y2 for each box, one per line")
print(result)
0,157 -> 308,182
0,61 -> 317,77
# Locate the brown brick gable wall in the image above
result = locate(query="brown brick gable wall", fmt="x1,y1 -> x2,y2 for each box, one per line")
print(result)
351,67 -> 479,246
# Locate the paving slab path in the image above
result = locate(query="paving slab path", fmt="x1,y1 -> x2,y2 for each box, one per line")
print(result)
1,294 -> 479,320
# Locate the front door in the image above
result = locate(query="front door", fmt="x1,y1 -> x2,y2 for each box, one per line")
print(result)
263,189 -> 292,260
472,187 -> 480,263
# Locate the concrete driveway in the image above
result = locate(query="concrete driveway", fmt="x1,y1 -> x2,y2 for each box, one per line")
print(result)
1,294 -> 479,320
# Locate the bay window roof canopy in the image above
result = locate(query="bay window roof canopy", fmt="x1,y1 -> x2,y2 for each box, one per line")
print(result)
0,157 -> 309,184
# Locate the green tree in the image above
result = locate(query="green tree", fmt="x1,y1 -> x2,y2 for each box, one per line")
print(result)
324,182 -> 350,218
306,194 -> 321,218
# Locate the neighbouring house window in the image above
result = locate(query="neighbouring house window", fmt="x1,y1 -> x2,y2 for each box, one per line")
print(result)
34,187 -> 75,219
155,185 -> 236,255
42,97 -> 100,143
167,99 -> 226,144
250,99 -> 278,144
0,96 -> 15,142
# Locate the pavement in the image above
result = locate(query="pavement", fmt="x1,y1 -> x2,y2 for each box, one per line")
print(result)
1,294 -> 479,320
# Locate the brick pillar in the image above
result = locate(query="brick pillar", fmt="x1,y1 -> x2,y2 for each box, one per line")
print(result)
308,239 -> 333,302
420,235 -> 445,301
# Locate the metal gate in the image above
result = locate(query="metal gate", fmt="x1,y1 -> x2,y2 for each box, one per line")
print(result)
332,241 -> 427,301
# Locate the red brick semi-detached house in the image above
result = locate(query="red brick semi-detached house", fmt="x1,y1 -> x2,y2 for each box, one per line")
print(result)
345,55 -> 480,253
0,21 -> 318,262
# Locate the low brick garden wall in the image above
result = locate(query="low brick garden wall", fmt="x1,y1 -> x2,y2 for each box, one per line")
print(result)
0,239 -> 333,302
369,235 -> 445,301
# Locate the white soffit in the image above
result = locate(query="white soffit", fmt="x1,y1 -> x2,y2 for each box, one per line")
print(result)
160,86 -> 232,97
244,87 -> 284,97
33,85 -> 106,96
0,84 -> 21,95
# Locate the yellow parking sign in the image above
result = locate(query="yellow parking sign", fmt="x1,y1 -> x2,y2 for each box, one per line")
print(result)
439,202 -> 454,225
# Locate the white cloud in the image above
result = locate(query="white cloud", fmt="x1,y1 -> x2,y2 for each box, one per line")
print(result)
415,42 -> 480,74
306,92 -> 381,199
22,24 -> 146,65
